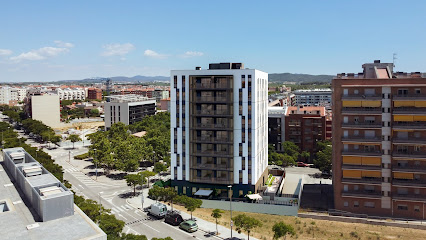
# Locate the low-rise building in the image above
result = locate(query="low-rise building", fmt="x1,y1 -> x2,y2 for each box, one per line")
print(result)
87,88 -> 103,100
104,94 -> 156,130
57,88 -> 86,101
293,88 -> 332,106
1,147 -> 106,239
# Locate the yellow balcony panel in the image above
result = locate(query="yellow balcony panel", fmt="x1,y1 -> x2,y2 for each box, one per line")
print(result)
361,157 -> 381,166
343,156 -> 361,165
362,101 -> 381,107
413,116 -> 426,121
394,101 -> 415,107
343,170 -> 361,179
393,172 -> 414,179
342,100 -> 361,107
394,115 -> 414,122
362,170 -> 381,178
415,101 -> 426,107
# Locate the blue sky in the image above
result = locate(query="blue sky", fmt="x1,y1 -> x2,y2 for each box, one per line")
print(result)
1,1 -> 425,82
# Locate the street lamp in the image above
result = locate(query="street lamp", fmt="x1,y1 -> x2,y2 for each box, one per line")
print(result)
141,173 -> 145,209
68,150 -> 71,163
228,185 -> 233,238
93,148 -> 97,180
99,191 -> 103,216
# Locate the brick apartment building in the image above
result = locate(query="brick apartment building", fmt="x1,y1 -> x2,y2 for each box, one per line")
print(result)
268,105 -> 331,160
333,60 -> 426,219
87,88 -> 103,100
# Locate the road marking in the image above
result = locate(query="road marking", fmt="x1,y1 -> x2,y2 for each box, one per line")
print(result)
134,210 -> 141,216
78,184 -> 85,190
160,222 -> 201,239
118,213 -> 128,220
126,228 -> 130,234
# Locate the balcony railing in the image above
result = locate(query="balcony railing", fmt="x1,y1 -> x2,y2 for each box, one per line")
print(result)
342,94 -> 382,100
393,122 -> 426,130
195,83 -> 229,89
342,122 -> 382,128
192,163 -> 232,170
342,136 -> 381,143
194,123 -> 231,128
392,165 -> 426,173
342,177 -> 382,184
342,150 -> 382,156
392,179 -> 426,186
195,96 -> 228,102
342,164 -> 381,170
392,151 -> 426,159
195,150 -> 230,155
392,137 -> 426,144
393,94 -> 426,100
342,107 -> 382,114
191,177 -> 232,184
194,110 -> 231,115
393,107 -> 426,114
342,190 -> 382,198
392,194 -> 426,201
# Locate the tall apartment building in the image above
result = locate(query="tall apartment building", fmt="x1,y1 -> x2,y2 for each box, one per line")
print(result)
293,88 -> 332,106
333,60 -> 426,219
171,63 -> 269,198
104,94 -> 156,129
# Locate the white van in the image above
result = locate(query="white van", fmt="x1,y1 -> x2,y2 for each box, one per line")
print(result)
148,203 -> 168,218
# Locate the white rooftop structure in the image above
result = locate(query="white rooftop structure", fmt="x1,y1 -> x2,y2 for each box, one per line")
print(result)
107,94 -> 155,103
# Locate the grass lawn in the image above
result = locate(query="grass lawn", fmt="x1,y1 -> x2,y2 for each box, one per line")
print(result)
170,203 -> 426,240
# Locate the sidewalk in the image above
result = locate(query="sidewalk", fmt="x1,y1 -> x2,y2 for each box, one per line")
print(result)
127,188 -> 256,240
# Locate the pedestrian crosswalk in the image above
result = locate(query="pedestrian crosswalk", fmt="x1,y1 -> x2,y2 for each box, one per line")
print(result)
68,170 -> 108,188
110,204 -> 134,214
64,167 -> 79,173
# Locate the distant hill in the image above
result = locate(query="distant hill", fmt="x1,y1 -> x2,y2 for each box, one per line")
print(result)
269,73 -> 334,83
109,75 -> 169,82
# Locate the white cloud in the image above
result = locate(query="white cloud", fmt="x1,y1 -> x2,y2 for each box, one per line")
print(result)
10,47 -> 69,62
182,51 -> 204,58
144,49 -> 168,59
54,40 -> 74,48
101,43 -> 135,56
0,49 -> 13,56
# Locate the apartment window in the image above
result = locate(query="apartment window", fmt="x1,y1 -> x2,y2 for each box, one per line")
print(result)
414,206 -> 420,212
354,130 -> 359,136
354,89 -> 359,95
183,187 -> 186,195
343,201 -> 348,207
364,202 -> 375,208
414,146 -> 421,152
343,89 -> 348,96
397,205 -> 408,210
354,185 -> 359,191
398,89 -> 408,96
414,189 -> 420,195
415,89 -> 421,94
343,185 -> 348,192
174,76 -> 177,88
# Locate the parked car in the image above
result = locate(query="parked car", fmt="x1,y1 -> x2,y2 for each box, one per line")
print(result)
147,203 -> 168,218
179,220 -> 198,232
297,162 -> 309,167
164,212 -> 184,226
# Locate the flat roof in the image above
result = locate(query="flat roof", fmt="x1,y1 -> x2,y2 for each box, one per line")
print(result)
0,157 -> 106,240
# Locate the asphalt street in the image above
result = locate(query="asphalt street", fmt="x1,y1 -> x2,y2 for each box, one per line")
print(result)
13,126 -> 229,240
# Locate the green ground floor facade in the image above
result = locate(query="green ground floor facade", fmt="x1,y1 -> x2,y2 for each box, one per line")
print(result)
171,180 -> 256,199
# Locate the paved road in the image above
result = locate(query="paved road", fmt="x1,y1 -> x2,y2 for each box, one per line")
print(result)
11,125 -> 244,240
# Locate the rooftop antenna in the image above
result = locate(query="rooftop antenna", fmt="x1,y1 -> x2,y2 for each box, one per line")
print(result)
393,53 -> 397,68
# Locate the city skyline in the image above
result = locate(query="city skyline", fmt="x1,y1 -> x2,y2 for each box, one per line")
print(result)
1,0 -> 426,82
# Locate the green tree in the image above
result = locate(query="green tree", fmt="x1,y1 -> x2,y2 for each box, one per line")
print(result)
120,234 -> 148,240
67,134 -> 82,149
163,187 -> 178,211
154,162 -> 167,173
211,209 -> 223,234
314,143 -> 332,173
175,195 -> 202,220
232,214 -> 262,240
125,174 -> 142,196
141,170 -> 156,187
98,213 -> 125,238
301,151 -> 310,162
151,237 -> 173,240
272,222 -> 295,240
90,108 -> 100,117
282,141 -> 300,160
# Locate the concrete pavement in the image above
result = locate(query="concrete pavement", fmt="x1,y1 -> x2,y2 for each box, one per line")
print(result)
127,188 -> 255,240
